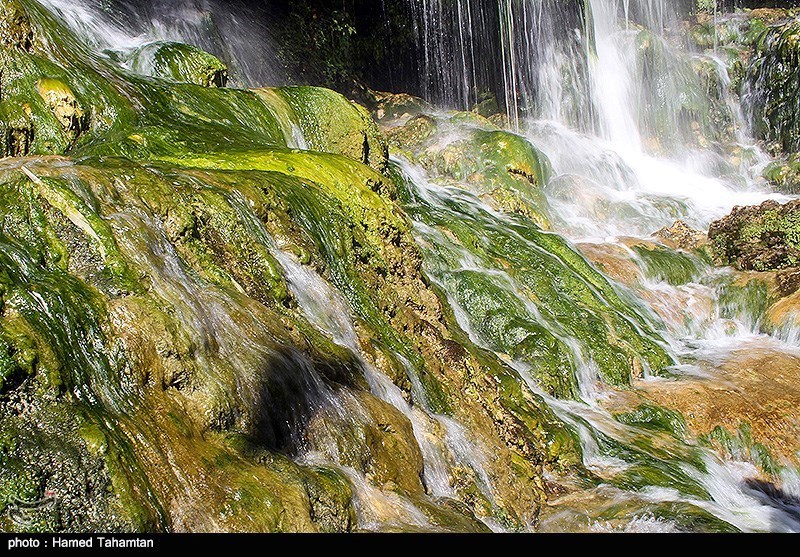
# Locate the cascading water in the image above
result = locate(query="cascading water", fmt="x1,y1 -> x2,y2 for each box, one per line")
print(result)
392,0 -> 800,531
35,0 -> 285,86
8,0 -> 800,534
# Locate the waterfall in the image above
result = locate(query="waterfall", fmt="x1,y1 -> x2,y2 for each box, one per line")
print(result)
13,0 -> 800,533
393,0 -> 800,532
36,0 -> 285,86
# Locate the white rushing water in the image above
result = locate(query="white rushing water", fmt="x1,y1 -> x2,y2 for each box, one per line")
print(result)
398,0 -> 800,532
273,247 -> 503,531
36,0 -> 284,86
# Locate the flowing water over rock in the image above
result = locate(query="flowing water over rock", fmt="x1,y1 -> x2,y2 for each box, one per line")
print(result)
35,0 -> 285,86
3,0 -> 800,533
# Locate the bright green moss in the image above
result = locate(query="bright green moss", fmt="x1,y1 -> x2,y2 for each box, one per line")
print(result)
614,404 -> 689,439
130,41 -> 228,87
631,244 -> 703,286
256,86 -> 389,173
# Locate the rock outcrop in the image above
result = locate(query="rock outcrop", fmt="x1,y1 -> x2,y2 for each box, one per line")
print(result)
709,200 -> 800,272
130,42 -> 229,88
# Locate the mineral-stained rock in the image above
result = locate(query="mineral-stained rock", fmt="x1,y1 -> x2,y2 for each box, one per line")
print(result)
765,287 -> 800,333
708,200 -> 800,271
655,220 -> 709,252
577,242 -> 643,287
304,390 -> 425,496
35,78 -> 88,141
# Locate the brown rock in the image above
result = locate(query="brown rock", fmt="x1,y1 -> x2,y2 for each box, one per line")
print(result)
708,200 -> 800,272
655,220 -> 709,252
577,242 -> 642,287
608,347 -> 800,464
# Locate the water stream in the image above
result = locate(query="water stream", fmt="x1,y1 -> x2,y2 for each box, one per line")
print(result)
20,0 -> 800,533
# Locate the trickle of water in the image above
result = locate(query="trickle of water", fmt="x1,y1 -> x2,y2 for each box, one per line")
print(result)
273,240 -> 503,530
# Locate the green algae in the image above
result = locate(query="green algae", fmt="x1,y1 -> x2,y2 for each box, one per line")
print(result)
594,500 -> 740,533
0,0 -> 758,533
715,275 -> 770,328
130,41 -> 228,88
631,243 -> 703,286
614,404 -> 689,439
390,119 -> 553,229
393,160 -> 673,391
700,424 -> 780,477
256,86 -> 389,173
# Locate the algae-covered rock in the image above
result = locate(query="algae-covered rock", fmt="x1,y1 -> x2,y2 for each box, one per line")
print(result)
0,0 -> 742,533
745,19 -> 800,153
389,115 -> 553,228
372,91 -> 430,125
35,78 -> 88,140
305,390 -> 425,496
763,155 -> 800,194
0,145 -> 575,531
709,199 -> 800,271
254,86 -> 389,173
130,41 -> 228,88
0,0 -> 34,52
627,240 -> 703,287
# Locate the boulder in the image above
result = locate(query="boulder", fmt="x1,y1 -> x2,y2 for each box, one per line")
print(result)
130,41 -> 228,88
655,220 -> 709,252
709,199 -> 800,271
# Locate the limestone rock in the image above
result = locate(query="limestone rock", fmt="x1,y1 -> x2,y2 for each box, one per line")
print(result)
709,199 -> 800,271
655,220 -> 709,252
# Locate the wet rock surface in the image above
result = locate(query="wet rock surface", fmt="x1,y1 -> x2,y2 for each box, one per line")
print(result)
130,42 -> 228,88
709,200 -> 800,272
608,347 -> 800,466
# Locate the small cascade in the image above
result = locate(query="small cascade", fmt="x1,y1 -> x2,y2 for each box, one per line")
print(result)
273,243 -> 502,530
391,155 -> 800,532
36,0 -> 285,86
